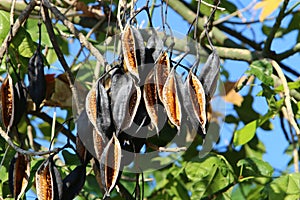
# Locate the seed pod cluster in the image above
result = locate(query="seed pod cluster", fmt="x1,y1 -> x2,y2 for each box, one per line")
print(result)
9,153 -> 30,200
1,73 -> 26,131
81,23 -> 220,197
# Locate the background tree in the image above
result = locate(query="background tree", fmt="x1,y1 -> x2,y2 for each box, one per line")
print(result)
0,0 -> 299,199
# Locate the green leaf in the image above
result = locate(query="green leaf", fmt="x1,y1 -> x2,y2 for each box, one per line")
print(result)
0,10 -> 10,44
274,80 -> 300,93
267,173 -> 300,199
62,150 -> 81,166
246,60 -> 274,86
237,157 -> 273,184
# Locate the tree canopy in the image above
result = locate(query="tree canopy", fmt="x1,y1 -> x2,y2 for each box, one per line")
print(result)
0,0 -> 299,199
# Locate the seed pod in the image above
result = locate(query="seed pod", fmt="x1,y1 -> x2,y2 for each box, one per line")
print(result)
62,165 -> 86,200
111,71 -> 141,134
122,24 -> 145,82
13,81 -> 27,127
100,133 -> 122,198
155,51 -> 171,103
198,50 -> 220,101
86,78 -> 112,137
143,69 -> 166,134
93,128 -> 105,162
1,74 -> 15,129
146,28 -> 164,63
9,153 -> 30,200
186,70 -> 207,135
28,50 -> 46,110
76,135 -> 92,165
35,156 -> 63,200
162,68 -> 181,131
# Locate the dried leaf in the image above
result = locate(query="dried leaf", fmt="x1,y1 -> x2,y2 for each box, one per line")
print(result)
223,81 -> 244,106
122,24 -> 145,82
35,156 -> 63,200
254,0 -> 282,22
100,133 -> 122,198
156,51 -> 171,103
62,165 -> 86,200
162,68 -> 181,130
111,71 -> 141,134
28,50 -> 46,110
9,153 -> 30,200
1,74 -> 15,129
198,50 -> 220,101
144,69 -> 166,133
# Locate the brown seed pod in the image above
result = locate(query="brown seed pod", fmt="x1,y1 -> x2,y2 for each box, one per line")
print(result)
9,153 -> 30,200
1,74 -> 15,129
76,134 -> 92,165
93,128 -> 105,162
35,156 -> 63,200
111,71 -> 141,134
144,69 -> 166,134
100,133 -> 122,198
162,68 -> 181,131
198,50 -> 220,101
186,70 -> 207,134
155,51 -> 171,103
121,24 -> 145,82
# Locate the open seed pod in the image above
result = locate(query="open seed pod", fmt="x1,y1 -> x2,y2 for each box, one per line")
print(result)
162,68 -> 182,131
9,153 -> 30,200
111,71 -> 141,134
35,156 -> 63,200
100,133 -> 122,198
185,69 -> 207,135
122,24 -> 145,82
155,51 -> 171,103
198,50 -> 220,101
62,165 -> 86,200
1,74 -> 15,130
144,69 -> 166,134
28,49 -> 46,110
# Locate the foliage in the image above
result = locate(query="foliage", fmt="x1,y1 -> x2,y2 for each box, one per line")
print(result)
0,0 -> 300,199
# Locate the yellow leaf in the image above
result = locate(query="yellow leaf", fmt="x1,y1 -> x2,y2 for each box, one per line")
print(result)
222,81 -> 244,106
254,0 -> 282,22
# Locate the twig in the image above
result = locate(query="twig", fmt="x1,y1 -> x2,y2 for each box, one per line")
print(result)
0,126 -> 62,156
41,3 -> 82,115
201,0 -> 225,11
42,0 -> 106,67
0,0 -> 37,64
264,0 -> 290,55
271,60 -> 299,172
158,146 -> 187,152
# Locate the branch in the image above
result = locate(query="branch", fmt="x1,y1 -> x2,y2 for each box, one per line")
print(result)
215,46 -> 262,62
276,42 -> 300,60
0,126 -> 63,156
41,3 -> 81,115
42,0 -> 106,67
264,0 -> 290,54
0,0 -> 37,64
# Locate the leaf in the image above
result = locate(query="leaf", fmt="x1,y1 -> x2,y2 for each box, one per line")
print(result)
254,0 -> 282,22
237,157 -> 273,184
246,60 -> 274,86
9,153 -> 30,200
162,68 -> 182,131
222,81 -> 244,106
0,11 -> 10,44
100,133 -> 122,198
267,173 -> 300,199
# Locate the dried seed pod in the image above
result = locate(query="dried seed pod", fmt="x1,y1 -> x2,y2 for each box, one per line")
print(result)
35,156 -> 63,200
155,51 -> 171,103
62,165 -> 86,200
93,128 -> 105,162
100,133 -> 122,198
143,69 -> 166,134
1,74 -> 15,129
186,70 -> 207,134
9,153 -> 30,200
13,81 -> 27,126
122,24 -> 145,82
111,71 -> 141,134
76,134 -> 92,165
86,78 -> 112,138
198,50 -> 220,101
28,50 -> 46,110
146,28 -> 164,63
162,68 -> 181,131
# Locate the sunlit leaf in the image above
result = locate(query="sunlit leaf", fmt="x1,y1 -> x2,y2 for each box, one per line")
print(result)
254,0 -> 282,22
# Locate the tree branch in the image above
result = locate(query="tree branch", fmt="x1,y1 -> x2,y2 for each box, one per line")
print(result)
276,42 -> 300,60
264,0 -> 290,54
0,0 -> 37,64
